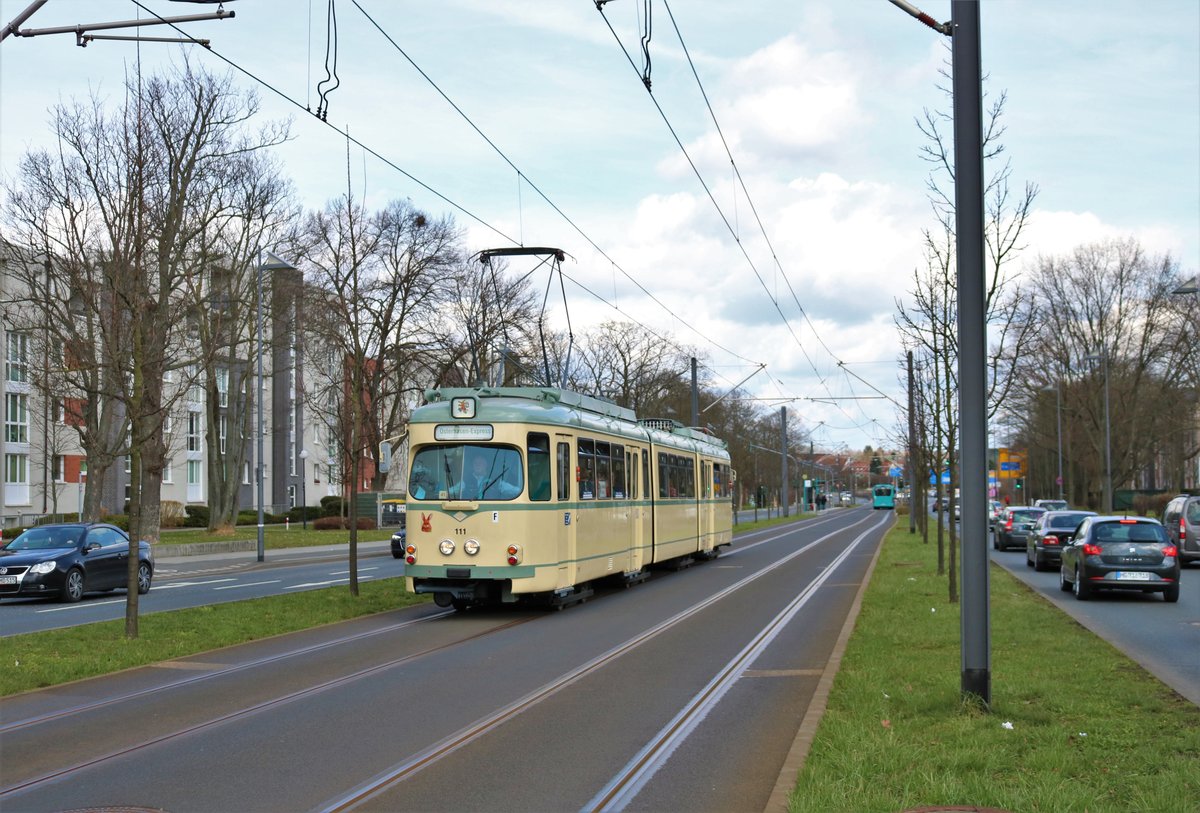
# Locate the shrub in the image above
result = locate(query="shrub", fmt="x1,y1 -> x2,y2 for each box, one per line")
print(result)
287,506 -> 322,522
184,505 -> 210,528
104,514 -> 130,531
160,501 -> 186,528
319,496 -> 344,517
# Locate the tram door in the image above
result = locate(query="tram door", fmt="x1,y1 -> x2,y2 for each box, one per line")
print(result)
700,460 -> 714,553
629,447 -> 649,572
555,437 -> 577,589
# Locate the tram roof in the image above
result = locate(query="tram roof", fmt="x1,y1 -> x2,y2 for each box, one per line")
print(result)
418,387 -> 727,452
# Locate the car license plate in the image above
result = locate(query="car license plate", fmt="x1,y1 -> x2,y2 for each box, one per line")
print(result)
0,575 -> 17,585
1115,571 -> 1152,581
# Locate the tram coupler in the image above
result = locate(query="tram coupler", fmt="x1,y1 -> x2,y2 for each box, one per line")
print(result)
622,569 -> 650,588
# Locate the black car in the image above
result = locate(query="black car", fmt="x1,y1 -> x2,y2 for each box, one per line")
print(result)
389,511 -> 409,559
993,506 -> 1046,551
1059,516 -> 1180,602
0,523 -> 153,603
1024,510 -> 1096,571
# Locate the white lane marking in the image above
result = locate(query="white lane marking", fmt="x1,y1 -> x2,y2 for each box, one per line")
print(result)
286,575 -> 377,590
152,578 -> 239,590
213,580 -> 283,591
328,567 -> 380,575
36,599 -> 125,613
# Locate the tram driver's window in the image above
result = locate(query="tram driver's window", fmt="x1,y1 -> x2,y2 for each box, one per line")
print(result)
527,432 -> 551,502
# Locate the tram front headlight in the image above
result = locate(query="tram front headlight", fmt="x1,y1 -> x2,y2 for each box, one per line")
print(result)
464,539 -> 480,556
439,539 -> 455,556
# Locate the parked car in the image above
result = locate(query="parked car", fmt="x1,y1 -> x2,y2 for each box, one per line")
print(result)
840,492 -> 852,505
1059,516 -> 1180,602
1024,510 -> 1097,571
1034,499 -> 1069,512
988,500 -> 1004,527
1162,494 -> 1200,566
993,506 -> 1046,551
0,523 -> 153,603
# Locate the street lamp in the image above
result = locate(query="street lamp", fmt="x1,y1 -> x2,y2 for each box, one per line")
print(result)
1043,382 -> 1064,500
299,448 -> 309,530
1084,350 -> 1112,513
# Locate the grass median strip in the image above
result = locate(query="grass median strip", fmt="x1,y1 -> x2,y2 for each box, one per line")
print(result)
790,526 -> 1200,812
0,580 -> 429,696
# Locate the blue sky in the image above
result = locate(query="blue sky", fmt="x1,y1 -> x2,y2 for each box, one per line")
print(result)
2,1 -> 1197,451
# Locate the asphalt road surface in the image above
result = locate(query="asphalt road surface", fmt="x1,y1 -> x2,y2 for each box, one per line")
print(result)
989,543 -> 1200,706
0,508 -> 890,813
0,541 -> 400,636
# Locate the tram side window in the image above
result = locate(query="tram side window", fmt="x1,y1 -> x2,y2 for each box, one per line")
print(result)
642,450 -> 650,501
611,443 -> 626,499
627,450 -> 636,500
658,452 -> 671,498
596,441 -> 612,499
681,456 -> 696,498
527,432 -> 551,502
578,438 -> 596,500
556,442 -> 571,501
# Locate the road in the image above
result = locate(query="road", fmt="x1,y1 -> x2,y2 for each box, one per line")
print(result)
989,544 -> 1200,706
0,507 -> 890,813
0,541 -> 400,636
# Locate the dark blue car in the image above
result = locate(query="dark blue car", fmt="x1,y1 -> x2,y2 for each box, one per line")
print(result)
0,523 -> 153,602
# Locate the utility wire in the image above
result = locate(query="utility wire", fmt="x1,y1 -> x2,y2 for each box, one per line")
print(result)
128,0 -> 517,247
659,0 -> 899,410
347,0 -> 764,377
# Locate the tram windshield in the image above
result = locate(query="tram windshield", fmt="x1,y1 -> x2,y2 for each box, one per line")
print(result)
409,444 -> 524,501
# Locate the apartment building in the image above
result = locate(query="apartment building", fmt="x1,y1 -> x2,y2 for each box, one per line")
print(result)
0,249 -> 338,529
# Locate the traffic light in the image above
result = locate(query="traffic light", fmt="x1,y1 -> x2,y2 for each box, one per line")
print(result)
1015,478 -> 1023,491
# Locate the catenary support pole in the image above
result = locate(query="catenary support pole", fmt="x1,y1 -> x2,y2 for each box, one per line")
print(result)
952,0 -> 991,706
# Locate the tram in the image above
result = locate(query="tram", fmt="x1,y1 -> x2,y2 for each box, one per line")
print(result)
401,386 -> 734,609
872,483 -> 896,510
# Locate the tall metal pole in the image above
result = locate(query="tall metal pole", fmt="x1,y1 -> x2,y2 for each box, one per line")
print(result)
256,253 -> 266,562
952,0 -> 991,706
908,350 -> 917,533
780,407 -> 788,517
1102,351 -> 1112,514
1055,382 -> 1064,500
690,357 -> 699,428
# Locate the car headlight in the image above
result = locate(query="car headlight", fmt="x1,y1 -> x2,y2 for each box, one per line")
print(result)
439,539 -> 455,556
30,561 -> 57,574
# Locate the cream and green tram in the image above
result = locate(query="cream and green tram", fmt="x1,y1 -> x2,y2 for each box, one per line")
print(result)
402,387 -> 734,610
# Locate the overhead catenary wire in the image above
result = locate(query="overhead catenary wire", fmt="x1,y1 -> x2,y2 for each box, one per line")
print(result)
346,0 -> 764,379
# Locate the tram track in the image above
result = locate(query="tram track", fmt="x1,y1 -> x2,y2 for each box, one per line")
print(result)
0,612 -> 534,801
0,606 -> 453,735
585,513 -> 889,811
317,510 -> 886,813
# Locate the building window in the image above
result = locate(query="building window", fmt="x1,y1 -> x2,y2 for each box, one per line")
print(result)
5,332 -> 29,383
52,455 -> 66,482
187,365 -> 204,403
287,484 -> 297,508
216,366 -> 229,408
218,415 -> 227,454
289,442 -> 296,476
188,411 -> 202,452
243,461 -> 251,485
125,455 -> 132,473
5,393 -> 29,443
163,412 -> 173,436
5,453 -> 28,485
53,399 -> 66,424
163,458 -> 174,484
188,460 -> 201,485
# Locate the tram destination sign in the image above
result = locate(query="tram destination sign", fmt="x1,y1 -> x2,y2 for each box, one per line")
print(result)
435,424 -> 494,441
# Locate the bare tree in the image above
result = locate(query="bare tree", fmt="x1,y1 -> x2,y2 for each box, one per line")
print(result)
1007,239 -> 1194,507
2,58 -> 289,636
